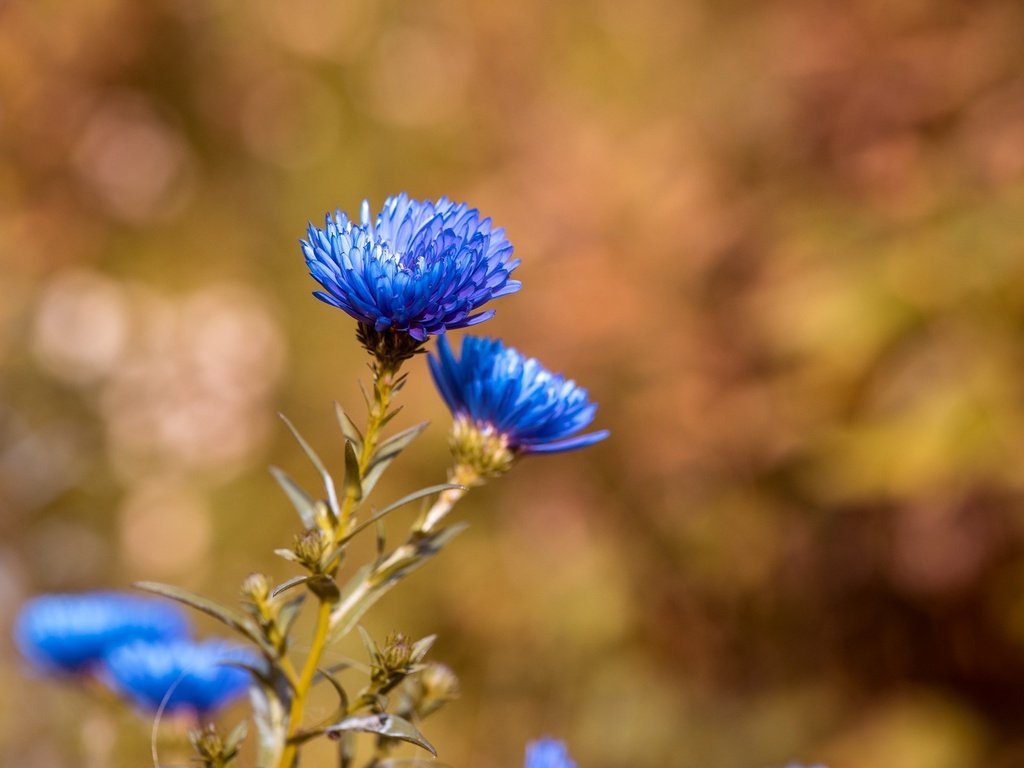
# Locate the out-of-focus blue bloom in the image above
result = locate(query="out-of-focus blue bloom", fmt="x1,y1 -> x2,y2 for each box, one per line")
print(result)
13,592 -> 190,674
429,335 -> 609,454
103,640 -> 257,714
525,739 -> 577,768
303,193 -> 521,341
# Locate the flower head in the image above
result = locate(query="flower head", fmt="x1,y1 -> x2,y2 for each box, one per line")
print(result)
525,739 -> 577,768
13,592 -> 190,674
429,335 -> 609,472
303,193 -> 520,342
103,640 -> 257,714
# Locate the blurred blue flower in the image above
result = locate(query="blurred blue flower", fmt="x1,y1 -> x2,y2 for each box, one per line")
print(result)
13,592 -> 190,674
103,640 -> 256,714
303,193 -> 521,341
525,739 -> 577,768
429,335 -> 609,455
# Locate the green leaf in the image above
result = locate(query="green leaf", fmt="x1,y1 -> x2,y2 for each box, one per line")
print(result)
357,625 -> 379,663
249,684 -> 286,768
279,413 -> 339,517
327,525 -> 467,642
277,593 -> 305,637
360,426 -> 425,498
343,438 -> 362,503
274,548 -> 302,564
269,466 -> 318,529
375,524 -> 469,587
334,402 -> 363,448
410,634 -> 436,663
134,582 -> 275,657
271,575 -> 310,597
340,484 -> 461,545
379,404 -> 404,427
377,483 -> 460,520
324,714 -> 436,757
374,422 -> 429,463
224,721 -> 248,753
317,666 -> 349,714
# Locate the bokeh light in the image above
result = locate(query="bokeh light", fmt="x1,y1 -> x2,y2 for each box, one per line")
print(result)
3,0 -> 1024,766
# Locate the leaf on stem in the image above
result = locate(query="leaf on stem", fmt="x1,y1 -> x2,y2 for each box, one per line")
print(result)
269,466 -> 318,529
134,581 -> 276,658
343,438 -> 362,503
317,666 -> 350,714
360,422 -> 427,497
324,714 -> 436,757
334,402 -> 364,449
327,525 -> 467,642
250,683 -> 287,768
277,593 -> 306,637
279,413 -> 340,518
271,575 -> 310,598
340,484 -> 462,545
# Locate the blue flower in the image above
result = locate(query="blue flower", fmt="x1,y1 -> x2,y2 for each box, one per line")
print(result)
13,592 -> 190,674
429,335 -> 609,456
103,640 -> 257,714
525,739 -> 577,768
303,193 -> 521,341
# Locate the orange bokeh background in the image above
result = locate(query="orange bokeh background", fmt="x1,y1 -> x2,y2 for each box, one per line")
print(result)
3,1 -> 1024,766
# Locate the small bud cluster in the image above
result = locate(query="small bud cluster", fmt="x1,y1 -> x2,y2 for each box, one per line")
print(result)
189,723 -> 247,768
450,415 -> 515,480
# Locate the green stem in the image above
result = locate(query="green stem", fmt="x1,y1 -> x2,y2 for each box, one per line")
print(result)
277,360 -> 401,768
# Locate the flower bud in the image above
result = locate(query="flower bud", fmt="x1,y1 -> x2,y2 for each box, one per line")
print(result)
380,632 -> 414,674
449,416 -> 514,481
420,662 -> 459,706
240,573 -> 270,606
293,529 -> 328,571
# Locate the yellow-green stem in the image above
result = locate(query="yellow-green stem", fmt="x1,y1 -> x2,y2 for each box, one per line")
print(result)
277,363 -> 399,768
278,599 -> 332,768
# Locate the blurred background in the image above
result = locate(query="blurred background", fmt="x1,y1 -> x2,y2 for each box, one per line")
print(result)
3,0 -> 1024,766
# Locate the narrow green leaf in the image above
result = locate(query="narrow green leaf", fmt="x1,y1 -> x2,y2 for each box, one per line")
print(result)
410,634 -> 436,663
318,667 -> 349,714
343,439 -> 362,502
279,413 -> 339,517
379,404 -> 404,427
341,484 -> 462,544
224,721 -> 248,753
274,548 -> 301,564
272,575 -> 309,598
334,402 -> 363,448
376,524 -> 468,586
357,625 -> 379,663
377,483 -> 460,520
277,593 -> 305,637
328,525 -> 466,642
324,714 -> 436,756
376,421 -> 428,457
270,466 -> 318,528
134,582 -> 275,657
250,684 -> 287,768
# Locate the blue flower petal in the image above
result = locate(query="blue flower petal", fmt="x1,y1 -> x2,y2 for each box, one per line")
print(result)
303,193 -> 519,337
429,335 -> 609,455
103,640 -> 257,715
525,739 -> 577,768
13,592 -> 190,674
